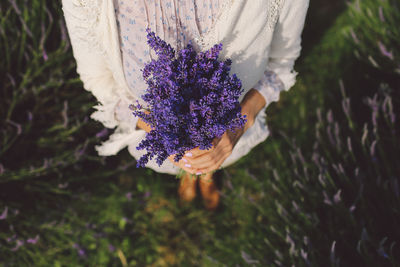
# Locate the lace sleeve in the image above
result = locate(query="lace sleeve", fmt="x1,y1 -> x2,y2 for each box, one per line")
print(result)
264,0 -> 309,102
62,0 -> 145,156
252,69 -> 286,108
61,0 -> 121,129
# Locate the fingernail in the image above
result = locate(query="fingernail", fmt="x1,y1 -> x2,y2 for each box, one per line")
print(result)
185,164 -> 191,168
196,171 -> 202,175
185,152 -> 192,157
182,158 -> 188,163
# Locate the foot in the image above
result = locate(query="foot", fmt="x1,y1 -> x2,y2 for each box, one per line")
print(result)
198,172 -> 220,211
178,172 -> 198,204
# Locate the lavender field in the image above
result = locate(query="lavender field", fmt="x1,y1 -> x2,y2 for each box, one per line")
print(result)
1,0 -> 399,266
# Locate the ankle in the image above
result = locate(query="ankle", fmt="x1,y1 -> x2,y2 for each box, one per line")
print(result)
199,173 -> 213,183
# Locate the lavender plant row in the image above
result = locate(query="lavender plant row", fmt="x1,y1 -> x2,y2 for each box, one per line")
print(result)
346,0 -> 400,75
261,81 -> 400,266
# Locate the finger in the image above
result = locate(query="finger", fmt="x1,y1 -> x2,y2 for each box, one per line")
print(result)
180,164 -> 196,174
195,156 -> 226,174
184,146 -> 211,158
176,156 -> 207,174
195,163 -> 219,175
184,136 -> 222,158
187,134 -> 232,166
195,145 -> 229,173
212,136 -> 223,147
168,154 -> 184,168
186,147 -> 224,170
168,154 -> 197,174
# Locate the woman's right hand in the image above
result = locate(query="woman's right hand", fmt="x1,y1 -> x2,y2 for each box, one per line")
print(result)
135,109 -> 152,133
167,153 -> 197,174
135,117 -> 152,132
135,112 -> 194,173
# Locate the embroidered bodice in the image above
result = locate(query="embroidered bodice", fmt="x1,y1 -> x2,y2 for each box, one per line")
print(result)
113,0 -> 285,127
61,0 -> 310,174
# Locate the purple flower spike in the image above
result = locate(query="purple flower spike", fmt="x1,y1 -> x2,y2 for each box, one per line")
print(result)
96,128 -> 109,138
108,244 -> 116,252
27,111 -> 33,121
143,191 -> 151,198
349,28 -> 360,45
7,234 -> 16,243
379,6 -> 385,22
370,139 -> 377,157
377,41 -> 394,60
125,192 -> 132,200
78,249 -> 86,257
72,243 -> 86,257
0,206 -> 8,220
43,49 -> 48,61
27,235 -> 40,244
11,239 -> 25,251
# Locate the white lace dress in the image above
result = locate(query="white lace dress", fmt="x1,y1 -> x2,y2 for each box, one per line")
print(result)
113,0 -> 287,174
61,0 -> 309,175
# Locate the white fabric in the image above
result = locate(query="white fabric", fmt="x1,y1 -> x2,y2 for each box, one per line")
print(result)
113,0 -> 223,105
61,0 -> 309,175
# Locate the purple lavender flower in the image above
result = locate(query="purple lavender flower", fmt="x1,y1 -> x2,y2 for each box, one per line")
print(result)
0,206 -> 8,220
131,28 -> 247,167
370,139 -> 377,157
27,111 -> 33,121
108,244 -> 116,252
11,239 -> 24,251
125,192 -> 132,200
379,6 -> 385,22
6,234 -> 16,243
78,249 -> 86,257
96,128 -> 109,138
143,191 -> 151,198
26,235 -> 40,244
72,243 -> 86,257
43,49 -> 48,61
377,41 -> 394,60
241,250 -> 259,264
347,136 -> 353,153
58,182 -> 69,189
333,189 -> 342,204
349,28 -> 360,45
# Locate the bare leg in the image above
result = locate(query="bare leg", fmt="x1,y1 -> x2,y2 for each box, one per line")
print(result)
198,172 -> 220,211
178,171 -> 198,203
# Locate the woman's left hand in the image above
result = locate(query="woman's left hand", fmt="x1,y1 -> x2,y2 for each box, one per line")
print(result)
182,127 -> 245,174
176,88 -> 267,174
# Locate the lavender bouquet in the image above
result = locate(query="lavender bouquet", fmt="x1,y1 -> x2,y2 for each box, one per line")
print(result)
130,28 -> 247,168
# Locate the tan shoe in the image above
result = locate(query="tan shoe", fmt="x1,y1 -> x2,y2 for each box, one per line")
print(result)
198,172 -> 220,211
178,172 -> 198,204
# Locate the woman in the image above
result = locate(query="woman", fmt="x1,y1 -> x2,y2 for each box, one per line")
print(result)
61,0 -> 309,210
